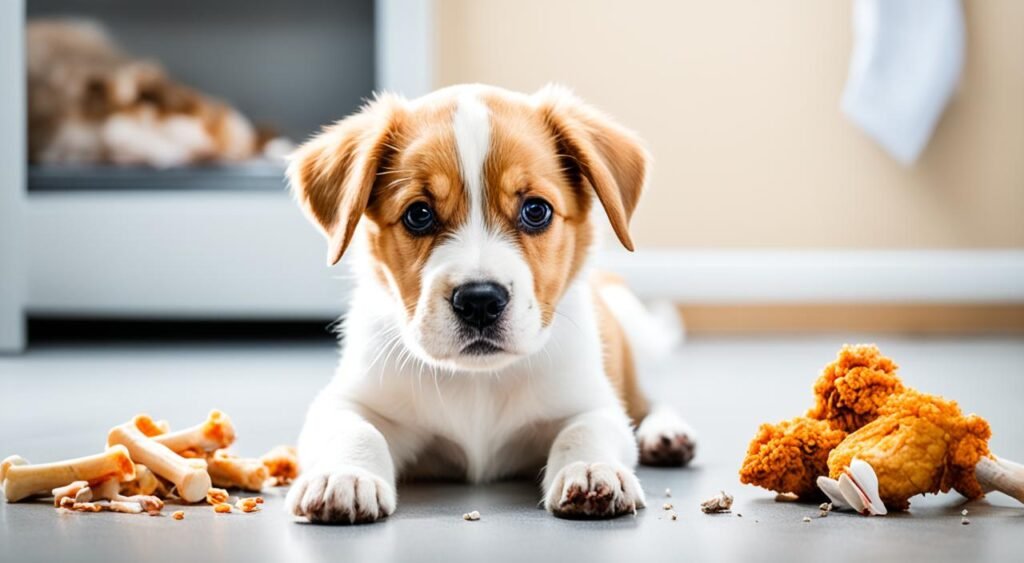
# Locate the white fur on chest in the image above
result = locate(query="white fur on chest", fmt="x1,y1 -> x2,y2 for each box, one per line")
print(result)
325,273 -> 619,483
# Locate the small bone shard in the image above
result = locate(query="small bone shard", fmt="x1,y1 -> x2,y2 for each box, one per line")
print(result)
818,458 -> 887,516
700,491 -> 734,514
206,487 -> 230,505
2,446 -> 135,503
107,422 -> 210,504
462,510 -> 481,521
206,450 -> 269,492
235,497 -> 260,513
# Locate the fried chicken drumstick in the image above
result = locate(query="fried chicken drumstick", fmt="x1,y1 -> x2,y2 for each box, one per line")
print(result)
821,389 -> 992,512
741,344 -> 1024,512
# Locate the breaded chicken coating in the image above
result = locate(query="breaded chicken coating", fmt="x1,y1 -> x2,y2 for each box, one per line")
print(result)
807,344 -> 904,433
739,417 -> 847,499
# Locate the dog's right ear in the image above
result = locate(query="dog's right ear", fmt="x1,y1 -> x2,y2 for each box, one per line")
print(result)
287,95 -> 405,266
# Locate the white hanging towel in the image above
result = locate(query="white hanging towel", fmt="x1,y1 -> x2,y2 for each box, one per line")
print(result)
841,0 -> 965,164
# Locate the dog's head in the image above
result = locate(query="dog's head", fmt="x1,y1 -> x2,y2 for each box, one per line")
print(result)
289,85 -> 648,371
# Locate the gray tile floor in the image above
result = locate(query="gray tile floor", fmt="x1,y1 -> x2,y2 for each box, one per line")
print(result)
1,336 -> 1022,563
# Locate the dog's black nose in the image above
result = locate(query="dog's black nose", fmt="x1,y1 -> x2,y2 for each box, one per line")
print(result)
451,282 -> 509,329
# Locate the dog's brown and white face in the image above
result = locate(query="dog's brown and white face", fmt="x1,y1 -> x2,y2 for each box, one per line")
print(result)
289,85 -> 648,371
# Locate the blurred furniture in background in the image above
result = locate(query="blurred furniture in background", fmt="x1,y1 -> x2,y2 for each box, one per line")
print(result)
0,0 -> 431,351
1,0 -> 1022,353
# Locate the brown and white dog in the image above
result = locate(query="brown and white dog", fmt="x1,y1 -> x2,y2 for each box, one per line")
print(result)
286,84 -> 696,523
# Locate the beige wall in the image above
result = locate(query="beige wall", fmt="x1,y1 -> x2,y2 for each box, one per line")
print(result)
435,0 -> 1024,249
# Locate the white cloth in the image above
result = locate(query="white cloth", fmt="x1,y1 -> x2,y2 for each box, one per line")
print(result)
841,0 -> 965,164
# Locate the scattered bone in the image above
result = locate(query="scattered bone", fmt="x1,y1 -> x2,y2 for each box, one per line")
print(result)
146,411 -> 235,454
213,503 -> 232,514
700,491 -> 734,514
206,450 -> 269,492
119,464 -> 168,497
206,487 -> 230,505
58,496 -> 143,514
662,503 -> 673,510
961,508 -> 969,516
79,478 -> 164,514
172,510 -> 185,520
60,497 -> 103,512
235,497 -> 260,513
2,446 -> 135,502
52,481 -> 88,507
107,422 -> 211,503
133,415 -> 170,438
819,502 -> 832,518
462,510 -> 481,521
261,445 -> 299,486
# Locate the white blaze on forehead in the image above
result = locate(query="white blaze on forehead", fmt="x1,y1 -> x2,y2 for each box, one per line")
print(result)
452,93 -> 491,231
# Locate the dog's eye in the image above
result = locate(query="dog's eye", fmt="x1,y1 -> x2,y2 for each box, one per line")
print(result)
519,198 -> 553,233
402,202 -> 436,235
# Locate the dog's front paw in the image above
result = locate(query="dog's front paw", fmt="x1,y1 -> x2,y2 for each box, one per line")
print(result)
544,462 -> 646,519
285,466 -> 396,524
637,408 -> 697,467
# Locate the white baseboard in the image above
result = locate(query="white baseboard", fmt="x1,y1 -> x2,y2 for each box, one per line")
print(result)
597,249 -> 1024,304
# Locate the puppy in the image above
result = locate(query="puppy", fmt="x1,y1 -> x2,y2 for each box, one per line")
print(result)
286,84 -> 696,523
27,19 -> 261,167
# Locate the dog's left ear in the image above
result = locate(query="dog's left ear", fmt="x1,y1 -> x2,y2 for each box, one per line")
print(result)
287,94 -> 405,265
534,85 -> 650,251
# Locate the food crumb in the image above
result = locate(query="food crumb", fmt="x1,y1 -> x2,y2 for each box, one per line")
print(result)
235,498 -> 260,513
206,488 -> 230,505
662,503 -> 673,510
961,509 -> 968,517
213,503 -> 232,514
736,513 -> 743,518
669,511 -> 678,521
819,502 -> 832,518
254,497 -> 265,505
961,517 -> 970,526
803,516 -> 812,523
171,511 -> 185,521
665,488 -> 671,498
462,510 -> 481,521
700,491 -> 733,514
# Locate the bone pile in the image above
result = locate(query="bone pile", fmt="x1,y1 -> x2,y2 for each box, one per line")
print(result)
0,410 -> 299,516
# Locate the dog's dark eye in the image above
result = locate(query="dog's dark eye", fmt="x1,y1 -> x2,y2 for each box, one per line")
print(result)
402,202 -> 436,235
519,198 -> 553,233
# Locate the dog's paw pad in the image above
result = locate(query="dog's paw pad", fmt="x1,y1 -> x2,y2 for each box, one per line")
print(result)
285,466 -> 395,524
545,462 -> 645,519
639,432 -> 696,467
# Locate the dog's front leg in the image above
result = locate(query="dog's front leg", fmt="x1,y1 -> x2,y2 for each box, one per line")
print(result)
543,407 -> 646,518
286,397 -> 397,524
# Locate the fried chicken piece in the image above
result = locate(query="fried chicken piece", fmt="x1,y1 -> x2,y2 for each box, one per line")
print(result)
827,389 -> 991,511
807,344 -> 904,433
739,417 -> 847,499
